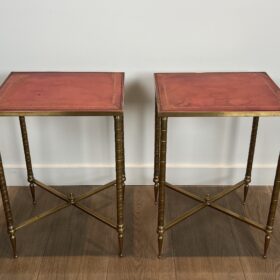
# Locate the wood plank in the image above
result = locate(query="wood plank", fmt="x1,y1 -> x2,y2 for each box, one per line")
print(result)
0,186 -> 63,280
167,187 -> 214,280
73,187 -> 115,280
0,185 -> 280,279
106,186 -> 176,280
168,186 -> 246,280
225,186 -> 278,280
36,186 -> 114,280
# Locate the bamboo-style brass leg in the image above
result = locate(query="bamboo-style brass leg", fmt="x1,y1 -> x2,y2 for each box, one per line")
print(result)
19,117 -> 36,204
114,115 -> 125,257
243,117 -> 259,204
157,117 -> 167,258
0,153 -> 17,258
120,116 -> 126,200
263,154 -> 280,258
153,101 -> 161,203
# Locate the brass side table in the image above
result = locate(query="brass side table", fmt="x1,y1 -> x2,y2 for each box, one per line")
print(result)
0,72 -> 125,258
154,72 -> 280,258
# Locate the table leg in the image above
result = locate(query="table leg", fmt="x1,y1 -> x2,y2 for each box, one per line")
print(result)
244,117 -> 259,204
114,115 -> 125,257
263,154 -> 280,258
19,117 -> 36,204
120,116 -> 126,200
153,101 -> 161,203
158,117 -> 167,257
0,153 -> 17,258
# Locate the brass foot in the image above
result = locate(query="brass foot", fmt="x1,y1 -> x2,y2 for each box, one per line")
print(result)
157,228 -> 163,258
154,190 -> 158,203
243,184 -> 249,204
29,183 -> 36,205
118,225 -> 124,257
158,238 -> 163,258
154,181 -> 159,203
9,228 -> 17,259
118,236 -> 123,257
263,234 -> 271,259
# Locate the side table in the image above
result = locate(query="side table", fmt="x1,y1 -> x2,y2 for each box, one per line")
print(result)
0,72 -> 125,258
154,72 -> 280,258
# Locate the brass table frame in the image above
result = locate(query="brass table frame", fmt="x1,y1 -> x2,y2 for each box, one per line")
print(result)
0,115 -> 125,258
153,104 -> 280,258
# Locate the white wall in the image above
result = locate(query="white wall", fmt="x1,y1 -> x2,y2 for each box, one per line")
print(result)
0,0 -> 279,186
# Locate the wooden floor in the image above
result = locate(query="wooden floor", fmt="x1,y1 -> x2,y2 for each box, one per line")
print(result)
0,185 -> 280,280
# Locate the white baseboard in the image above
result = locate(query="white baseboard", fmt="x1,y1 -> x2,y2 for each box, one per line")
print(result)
2,163 -> 276,186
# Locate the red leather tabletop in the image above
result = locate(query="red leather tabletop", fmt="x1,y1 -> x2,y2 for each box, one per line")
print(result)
0,72 -> 124,116
155,72 -> 280,116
